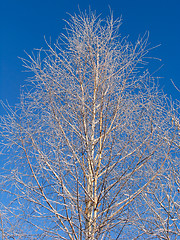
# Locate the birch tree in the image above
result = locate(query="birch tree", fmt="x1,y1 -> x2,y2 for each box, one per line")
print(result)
0,10 -> 179,239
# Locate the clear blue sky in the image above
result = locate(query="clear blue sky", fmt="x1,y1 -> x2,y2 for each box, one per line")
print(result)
0,0 -> 180,113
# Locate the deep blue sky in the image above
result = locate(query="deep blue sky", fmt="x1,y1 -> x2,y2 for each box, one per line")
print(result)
0,0 -> 180,114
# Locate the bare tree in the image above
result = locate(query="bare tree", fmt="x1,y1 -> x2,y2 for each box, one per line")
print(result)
0,10 -> 179,239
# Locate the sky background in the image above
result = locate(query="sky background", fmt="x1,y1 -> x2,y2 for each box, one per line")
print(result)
0,0 -> 180,114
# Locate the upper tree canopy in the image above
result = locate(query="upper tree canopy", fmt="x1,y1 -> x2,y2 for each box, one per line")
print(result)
0,10 -> 179,240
